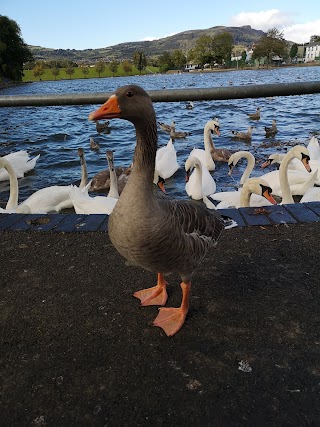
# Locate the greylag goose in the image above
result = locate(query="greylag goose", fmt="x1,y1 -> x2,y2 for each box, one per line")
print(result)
231,126 -> 253,141
88,84 -> 225,337
264,119 -> 278,137
90,137 -> 100,151
95,120 -> 110,133
247,107 -> 260,120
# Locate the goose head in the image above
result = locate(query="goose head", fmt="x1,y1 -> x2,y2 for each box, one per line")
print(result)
89,85 -> 156,128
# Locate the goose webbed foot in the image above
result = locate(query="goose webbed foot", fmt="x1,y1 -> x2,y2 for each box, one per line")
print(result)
153,281 -> 191,337
133,273 -> 168,306
153,307 -> 187,336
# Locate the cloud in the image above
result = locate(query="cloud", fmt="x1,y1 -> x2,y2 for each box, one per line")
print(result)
230,9 -> 293,32
282,20 -> 320,43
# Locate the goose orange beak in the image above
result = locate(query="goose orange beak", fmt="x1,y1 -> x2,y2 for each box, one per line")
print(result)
88,94 -> 121,121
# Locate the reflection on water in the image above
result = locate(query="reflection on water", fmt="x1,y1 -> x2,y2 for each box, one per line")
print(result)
0,66 -> 320,205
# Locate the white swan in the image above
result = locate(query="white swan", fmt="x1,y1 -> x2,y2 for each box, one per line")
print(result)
185,155 -> 216,200
69,150 -> 119,214
261,152 -> 320,185
211,177 -> 276,209
228,149 -> 316,198
1,149 -> 88,214
0,151 -> 40,181
189,118 -> 220,171
307,136 -> 320,161
0,157 -> 30,213
154,138 -> 179,180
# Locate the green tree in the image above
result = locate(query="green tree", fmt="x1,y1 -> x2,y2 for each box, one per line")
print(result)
122,60 -> 132,74
95,60 -> 105,77
289,43 -> 298,61
193,35 -> 214,67
133,51 -> 147,75
81,66 -> 89,78
171,49 -> 187,69
310,35 -> 320,43
51,67 -> 60,80
0,15 -> 33,81
109,59 -> 119,77
33,62 -> 44,80
65,63 -> 75,79
252,28 -> 288,66
158,51 -> 173,73
212,32 -> 233,65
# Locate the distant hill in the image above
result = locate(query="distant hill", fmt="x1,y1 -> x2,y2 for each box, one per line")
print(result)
28,25 -> 266,63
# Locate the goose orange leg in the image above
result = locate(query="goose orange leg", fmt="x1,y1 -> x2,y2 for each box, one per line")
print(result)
133,273 -> 168,306
153,281 -> 190,337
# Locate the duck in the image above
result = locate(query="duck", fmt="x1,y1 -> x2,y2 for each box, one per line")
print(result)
95,120 -> 110,133
69,150 -> 119,214
155,138 -> 179,181
88,84 -> 225,337
307,136 -> 320,161
90,137 -> 100,151
264,119 -> 278,137
189,118 -> 220,171
0,150 -> 40,181
228,149 -> 315,198
231,126 -> 253,140
186,101 -> 194,110
247,107 -> 260,120
185,155 -> 216,200
158,120 -> 175,133
210,177 -> 277,209
170,123 -> 192,140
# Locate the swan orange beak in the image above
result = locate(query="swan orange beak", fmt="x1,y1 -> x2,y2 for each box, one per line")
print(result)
301,156 -> 311,172
261,159 -> 272,169
263,190 -> 277,205
88,94 -> 121,121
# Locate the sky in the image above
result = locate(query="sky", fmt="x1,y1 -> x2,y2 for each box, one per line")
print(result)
1,0 -> 320,50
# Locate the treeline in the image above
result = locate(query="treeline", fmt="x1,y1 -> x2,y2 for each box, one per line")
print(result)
2,13 -> 320,84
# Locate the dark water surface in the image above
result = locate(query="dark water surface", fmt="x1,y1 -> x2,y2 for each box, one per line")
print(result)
1,66 -> 319,204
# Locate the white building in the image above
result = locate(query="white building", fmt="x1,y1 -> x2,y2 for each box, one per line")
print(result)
305,43 -> 320,62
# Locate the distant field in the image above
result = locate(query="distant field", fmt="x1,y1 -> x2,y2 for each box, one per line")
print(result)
22,66 -> 160,82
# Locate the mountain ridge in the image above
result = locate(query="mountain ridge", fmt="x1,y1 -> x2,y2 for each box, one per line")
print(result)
28,25 -> 273,63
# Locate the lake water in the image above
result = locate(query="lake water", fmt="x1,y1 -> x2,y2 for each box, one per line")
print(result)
1,66 -> 320,205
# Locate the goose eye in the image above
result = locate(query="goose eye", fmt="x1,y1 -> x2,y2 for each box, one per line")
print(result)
126,90 -> 134,97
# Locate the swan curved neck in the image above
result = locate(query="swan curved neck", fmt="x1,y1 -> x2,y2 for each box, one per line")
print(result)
239,153 -> 255,186
2,159 -> 19,210
204,123 -> 214,152
279,152 -> 294,204
239,187 -> 252,207
108,163 -> 119,199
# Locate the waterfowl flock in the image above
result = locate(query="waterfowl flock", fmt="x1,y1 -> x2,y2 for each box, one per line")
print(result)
1,83 -> 319,336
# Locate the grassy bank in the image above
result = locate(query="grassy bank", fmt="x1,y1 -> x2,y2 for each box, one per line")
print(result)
22,66 -> 160,82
